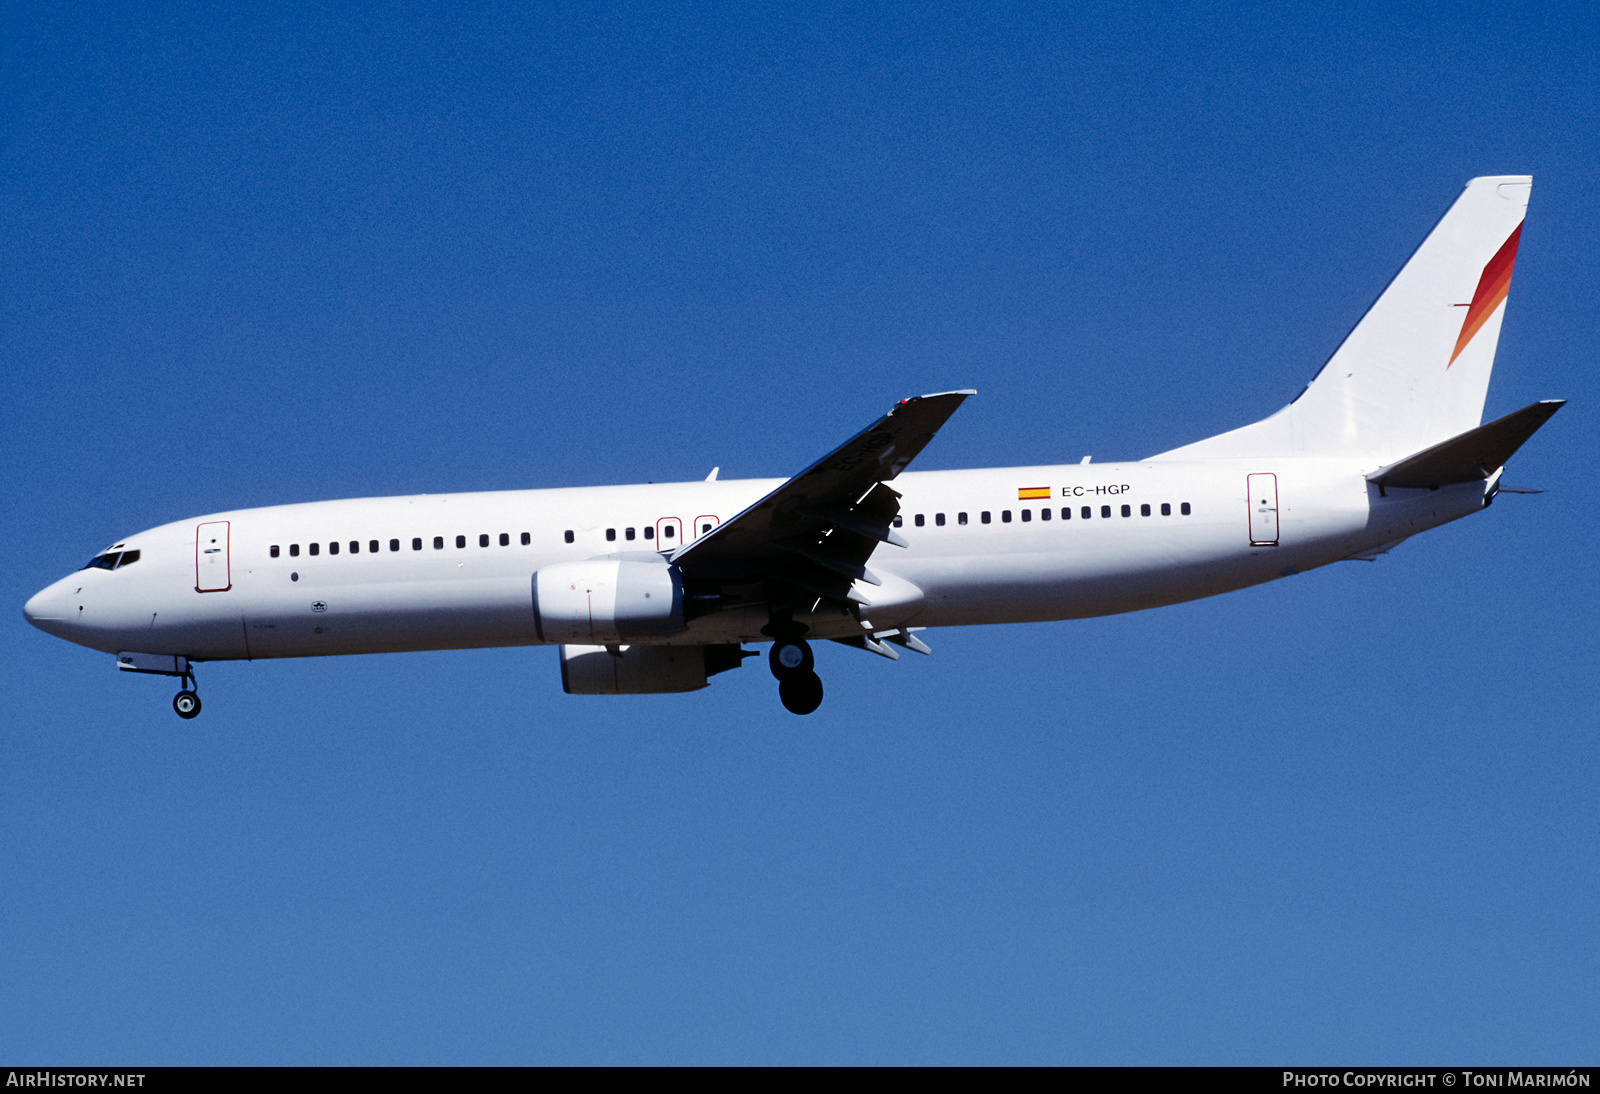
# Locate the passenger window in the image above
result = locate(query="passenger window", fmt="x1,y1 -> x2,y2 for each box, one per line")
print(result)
1061,507 -> 1071,520
433,536 -> 444,549
521,532 -> 530,545
1120,505 -> 1131,518
1021,509 -> 1031,522
606,528 -> 617,542
935,513 -> 946,526
1001,510 -> 1012,523
625,528 -> 636,541
479,534 -> 489,548
1040,508 -> 1050,521
290,544 -> 300,557
981,512 -> 991,524
893,516 -> 903,527
914,514 -> 925,527
270,545 -> 280,558
1140,504 -> 1151,517
701,522 -> 713,534
1100,505 -> 1111,519
643,527 -> 654,540
1082,507 -> 1092,520
371,540 -> 381,553
310,543 -> 320,556
329,542 -> 339,555
412,538 -> 422,551
564,530 -> 575,544
1181,502 -> 1192,516
663,525 -> 675,539
958,512 -> 968,525
456,535 -> 466,549
1160,503 -> 1171,516
499,533 -> 509,547
349,541 -> 359,554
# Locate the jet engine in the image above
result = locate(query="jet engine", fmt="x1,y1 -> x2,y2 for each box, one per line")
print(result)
533,559 -> 687,644
560,643 -> 750,694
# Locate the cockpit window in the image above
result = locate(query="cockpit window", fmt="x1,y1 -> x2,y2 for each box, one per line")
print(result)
82,550 -> 140,571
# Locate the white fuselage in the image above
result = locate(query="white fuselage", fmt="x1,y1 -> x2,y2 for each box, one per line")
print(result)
24,458 -> 1486,663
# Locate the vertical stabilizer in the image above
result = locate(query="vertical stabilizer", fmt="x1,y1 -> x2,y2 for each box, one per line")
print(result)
1153,176 -> 1530,463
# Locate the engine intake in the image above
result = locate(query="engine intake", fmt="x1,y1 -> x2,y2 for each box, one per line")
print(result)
533,559 -> 686,645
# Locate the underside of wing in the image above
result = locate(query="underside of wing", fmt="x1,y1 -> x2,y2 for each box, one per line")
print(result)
669,390 -> 973,621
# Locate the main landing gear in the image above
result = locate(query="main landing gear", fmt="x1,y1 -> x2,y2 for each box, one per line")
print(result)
769,637 -> 824,715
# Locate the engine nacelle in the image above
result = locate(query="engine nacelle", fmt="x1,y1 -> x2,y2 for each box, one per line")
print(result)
533,559 -> 686,645
560,643 -> 749,694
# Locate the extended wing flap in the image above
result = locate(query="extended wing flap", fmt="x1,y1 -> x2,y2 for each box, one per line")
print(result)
1369,399 -> 1564,490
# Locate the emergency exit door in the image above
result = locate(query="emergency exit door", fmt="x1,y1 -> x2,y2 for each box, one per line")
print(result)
196,521 -> 231,592
1247,474 -> 1279,546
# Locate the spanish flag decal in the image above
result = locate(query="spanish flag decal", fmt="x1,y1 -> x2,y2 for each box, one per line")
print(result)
1448,223 -> 1522,367
1018,487 -> 1052,500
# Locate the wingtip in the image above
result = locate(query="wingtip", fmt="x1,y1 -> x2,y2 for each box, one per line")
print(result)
908,389 -> 976,401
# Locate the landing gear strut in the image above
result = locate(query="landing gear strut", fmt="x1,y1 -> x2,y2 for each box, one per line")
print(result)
172,665 -> 200,720
768,637 -> 823,715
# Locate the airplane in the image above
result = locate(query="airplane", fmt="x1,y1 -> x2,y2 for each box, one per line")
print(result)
23,175 -> 1563,718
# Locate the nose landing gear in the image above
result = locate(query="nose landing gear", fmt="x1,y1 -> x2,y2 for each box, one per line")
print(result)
768,637 -> 823,715
173,690 -> 202,719
172,664 -> 201,719
113,652 -> 204,720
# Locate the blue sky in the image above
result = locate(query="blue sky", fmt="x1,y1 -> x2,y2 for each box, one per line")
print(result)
2,1 -> 1596,1064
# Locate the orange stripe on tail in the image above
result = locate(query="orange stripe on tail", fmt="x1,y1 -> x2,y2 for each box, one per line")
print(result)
1449,223 -> 1522,367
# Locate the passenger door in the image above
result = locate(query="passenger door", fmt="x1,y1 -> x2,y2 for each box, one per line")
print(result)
195,521 -> 232,591
1247,475 -> 1279,546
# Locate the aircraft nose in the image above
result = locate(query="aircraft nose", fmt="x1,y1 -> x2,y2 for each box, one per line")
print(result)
23,580 -> 75,639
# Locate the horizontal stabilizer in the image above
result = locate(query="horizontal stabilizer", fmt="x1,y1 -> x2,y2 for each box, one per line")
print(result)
1368,400 -> 1564,490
